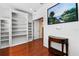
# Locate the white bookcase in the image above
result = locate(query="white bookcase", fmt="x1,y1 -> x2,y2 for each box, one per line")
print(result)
0,10 -> 33,49
12,10 -> 28,46
28,22 -> 33,41
0,18 -> 10,49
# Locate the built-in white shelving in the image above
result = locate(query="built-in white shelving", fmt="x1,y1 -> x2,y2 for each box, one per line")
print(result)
28,22 -> 33,39
0,18 -> 10,49
0,10 -> 33,49
12,10 -> 28,46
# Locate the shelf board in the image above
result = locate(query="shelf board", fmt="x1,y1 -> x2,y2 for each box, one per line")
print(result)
12,34 -> 26,36
1,36 -> 9,39
28,23 -> 32,24
1,31 -> 9,34
1,32 -> 9,34
12,29 -> 27,31
1,24 -> 7,26
12,26 -> 27,28
28,30 -> 32,32
12,32 -> 27,35
11,41 -> 28,47
1,27 -> 8,29
0,41 -> 9,49
12,23 -> 27,25
28,25 -> 32,27
28,34 -> 32,35
1,21 -> 8,23
12,30 -> 27,32
12,23 -> 17,25
12,17 -> 20,20
1,35 -> 9,38
1,28 -> 8,30
0,39 -> 9,42
12,19 -> 17,21
12,34 -> 27,38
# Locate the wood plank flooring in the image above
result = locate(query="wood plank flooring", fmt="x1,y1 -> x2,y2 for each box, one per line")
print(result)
0,38 -> 49,56
28,38 -> 49,56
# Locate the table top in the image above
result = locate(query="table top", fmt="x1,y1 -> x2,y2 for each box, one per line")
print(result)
49,35 -> 68,40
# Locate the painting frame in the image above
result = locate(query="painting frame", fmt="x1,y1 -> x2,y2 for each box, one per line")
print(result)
47,3 -> 78,25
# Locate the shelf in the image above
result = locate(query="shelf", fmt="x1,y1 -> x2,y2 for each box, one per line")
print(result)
1,32 -> 9,34
0,39 -> 9,42
12,23 -> 17,26
1,27 -> 8,30
28,26 -> 32,27
1,35 -> 9,37
1,36 -> 9,39
12,33 -> 26,36
28,34 -> 32,35
12,28 -> 26,30
12,29 -> 27,31
12,24 -> 27,26
1,28 -> 8,31
28,22 -> 32,24
12,33 -> 27,36
12,34 -> 27,38
28,32 -> 32,34
1,31 -> 9,33
12,17 -> 20,20
12,30 -> 27,33
28,31 -> 32,32
12,40 -> 27,47
0,11 -> 31,49
12,27 -> 27,29
12,19 -> 17,22
28,28 -> 32,30
28,36 -> 32,38
1,20 -> 7,23
28,22 -> 32,40
0,40 -> 9,49
12,22 -> 27,25
1,24 -> 8,27
1,28 -> 8,30
12,12 -> 17,15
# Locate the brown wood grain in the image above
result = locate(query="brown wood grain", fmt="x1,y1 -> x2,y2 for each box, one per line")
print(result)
0,39 -> 49,56
49,36 -> 68,56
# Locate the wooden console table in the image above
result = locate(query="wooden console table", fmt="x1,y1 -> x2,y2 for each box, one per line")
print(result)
48,36 -> 68,56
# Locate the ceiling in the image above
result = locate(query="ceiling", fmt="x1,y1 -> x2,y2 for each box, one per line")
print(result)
0,3 -> 46,13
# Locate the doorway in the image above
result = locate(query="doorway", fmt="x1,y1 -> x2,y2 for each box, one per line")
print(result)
33,17 -> 44,40
28,17 -> 45,55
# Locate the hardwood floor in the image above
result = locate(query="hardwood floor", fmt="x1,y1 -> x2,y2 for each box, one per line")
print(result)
0,38 -> 49,56
28,38 -> 49,56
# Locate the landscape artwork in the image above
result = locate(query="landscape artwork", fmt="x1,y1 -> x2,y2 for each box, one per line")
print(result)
48,3 -> 78,25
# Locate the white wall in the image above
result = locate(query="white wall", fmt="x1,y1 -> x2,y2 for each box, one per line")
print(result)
33,3 -> 79,56
0,5 -> 11,18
